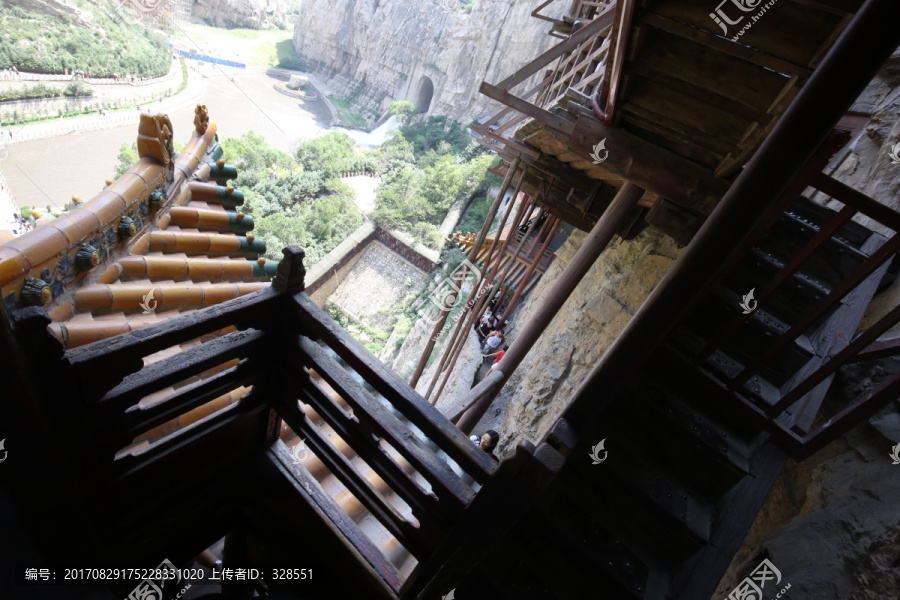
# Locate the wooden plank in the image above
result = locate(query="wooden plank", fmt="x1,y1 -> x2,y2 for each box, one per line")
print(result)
634,30 -> 790,112
852,336 -> 900,362
276,391 -> 436,558
296,336 -> 475,510
627,60 -> 771,124
285,368 -> 452,533
269,442 -> 402,594
733,232 -> 900,387
648,0 -> 845,67
292,293 -> 497,482
619,114 -> 725,170
99,329 -> 267,411
604,0 -> 639,123
66,287 -> 278,396
799,370 -> 900,458
567,114 -> 730,214
109,388 -> 268,482
810,171 -> 900,230
640,11 -> 813,78
496,6 -> 616,91
480,82 -> 577,135
790,0 -> 863,15
115,358 -> 258,442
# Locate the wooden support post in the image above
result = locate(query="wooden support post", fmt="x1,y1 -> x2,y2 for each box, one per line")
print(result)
556,0 -> 900,448
500,217 -> 561,323
427,196 -> 540,403
422,186 -> 527,402
410,158 -> 521,388
272,245 -> 306,295
456,182 -> 645,433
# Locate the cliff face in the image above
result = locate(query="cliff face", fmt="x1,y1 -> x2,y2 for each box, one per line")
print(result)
494,226 -> 683,454
191,0 -> 299,29
291,0 -> 564,126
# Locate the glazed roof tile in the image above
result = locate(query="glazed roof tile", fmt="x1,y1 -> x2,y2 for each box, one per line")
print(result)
0,107 -> 278,349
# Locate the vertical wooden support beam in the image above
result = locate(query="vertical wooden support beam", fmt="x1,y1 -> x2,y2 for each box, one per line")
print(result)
422,186 -> 527,401
409,158 -> 521,388
456,182 -> 645,433
500,217 -> 561,323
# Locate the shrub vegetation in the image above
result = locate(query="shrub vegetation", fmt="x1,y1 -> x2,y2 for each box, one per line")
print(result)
0,4 -> 170,77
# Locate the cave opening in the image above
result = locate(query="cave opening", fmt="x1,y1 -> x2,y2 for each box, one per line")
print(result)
416,76 -> 434,113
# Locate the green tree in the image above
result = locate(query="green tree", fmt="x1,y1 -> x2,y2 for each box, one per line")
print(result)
294,132 -> 356,177
388,100 -> 417,124
114,142 -> 139,179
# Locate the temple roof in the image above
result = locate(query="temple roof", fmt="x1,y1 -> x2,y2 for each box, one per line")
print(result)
0,106 -> 275,350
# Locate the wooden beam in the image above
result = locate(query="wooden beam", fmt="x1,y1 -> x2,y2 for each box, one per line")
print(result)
481,82 -> 577,135
639,12 -> 814,78
852,336 -> 900,362
810,171 -> 900,230
566,115 -> 731,213
477,127 -> 541,159
604,0 -> 640,123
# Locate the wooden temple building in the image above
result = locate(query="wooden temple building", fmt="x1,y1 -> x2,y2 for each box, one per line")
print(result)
2,1 -> 900,599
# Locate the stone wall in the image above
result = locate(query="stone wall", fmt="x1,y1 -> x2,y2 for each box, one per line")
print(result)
306,222 -> 377,306
291,0 -> 566,127
330,242 -> 429,332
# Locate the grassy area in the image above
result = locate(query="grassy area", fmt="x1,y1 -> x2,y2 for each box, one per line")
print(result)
0,4 -> 170,77
171,22 -> 294,69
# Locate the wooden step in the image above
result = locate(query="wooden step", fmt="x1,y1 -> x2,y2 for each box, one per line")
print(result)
608,379 -> 750,497
684,289 -> 812,386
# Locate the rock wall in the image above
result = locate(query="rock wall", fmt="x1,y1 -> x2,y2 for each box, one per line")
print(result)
191,0 -> 299,29
493,226 -> 683,456
291,0 -> 565,127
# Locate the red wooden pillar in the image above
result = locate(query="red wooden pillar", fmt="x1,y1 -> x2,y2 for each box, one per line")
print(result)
456,182 -> 645,433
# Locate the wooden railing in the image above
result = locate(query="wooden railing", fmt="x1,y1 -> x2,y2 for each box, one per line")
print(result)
31,246 -> 495,593
685,165 -> 900,457
471,1 -> 617,152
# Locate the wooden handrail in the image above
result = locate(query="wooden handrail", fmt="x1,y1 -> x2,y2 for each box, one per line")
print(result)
292,292 -> 497,482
